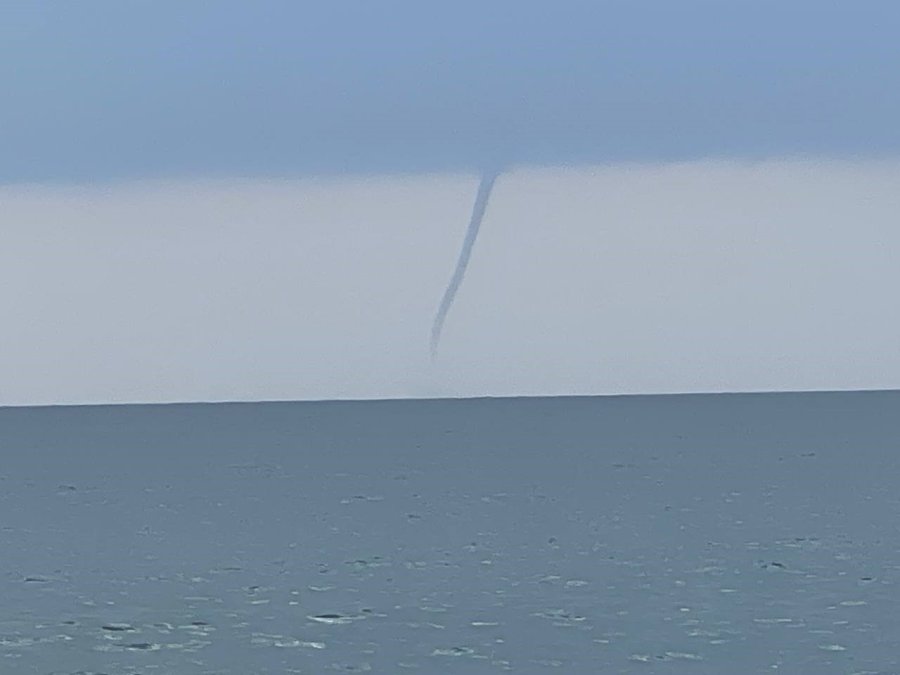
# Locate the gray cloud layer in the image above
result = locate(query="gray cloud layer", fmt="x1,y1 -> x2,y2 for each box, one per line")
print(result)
3,2 -> 900,182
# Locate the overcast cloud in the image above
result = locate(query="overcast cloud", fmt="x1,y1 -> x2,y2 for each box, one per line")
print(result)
3,1 -> 900,182
4,2 -> 900,404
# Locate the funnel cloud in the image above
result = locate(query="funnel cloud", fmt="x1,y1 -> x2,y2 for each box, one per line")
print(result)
430,170 -> 500,358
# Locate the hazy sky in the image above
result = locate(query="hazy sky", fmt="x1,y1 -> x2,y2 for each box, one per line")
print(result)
5,161 -> 900,406
3,1 -> 900,183
4,3 -> 900,405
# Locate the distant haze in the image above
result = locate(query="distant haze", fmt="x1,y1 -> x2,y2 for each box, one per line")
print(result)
4,160 -> 900,406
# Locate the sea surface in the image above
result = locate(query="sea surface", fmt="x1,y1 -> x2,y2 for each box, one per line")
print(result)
2,391 -> 899,674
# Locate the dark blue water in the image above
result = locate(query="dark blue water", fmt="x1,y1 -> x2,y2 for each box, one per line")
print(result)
2,391 -> 899,673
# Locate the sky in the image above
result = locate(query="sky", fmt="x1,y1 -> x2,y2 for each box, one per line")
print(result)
3,1 -> 900,182
3,1 -> 900,405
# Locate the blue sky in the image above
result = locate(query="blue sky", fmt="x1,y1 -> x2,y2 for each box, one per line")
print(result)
4,0 -> 900,183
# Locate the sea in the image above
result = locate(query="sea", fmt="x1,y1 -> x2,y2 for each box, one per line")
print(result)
2,391 -> 898,674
